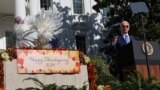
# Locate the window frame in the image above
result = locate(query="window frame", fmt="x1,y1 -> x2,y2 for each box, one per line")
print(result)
73,0 -> 85,14
5,31 -> 16,48
40,0 -> 51,10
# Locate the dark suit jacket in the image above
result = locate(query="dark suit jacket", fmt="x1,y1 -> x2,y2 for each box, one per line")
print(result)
113,34 -> 135,68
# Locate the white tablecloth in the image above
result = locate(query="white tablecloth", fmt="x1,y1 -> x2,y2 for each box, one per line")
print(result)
3,60 -> 89,90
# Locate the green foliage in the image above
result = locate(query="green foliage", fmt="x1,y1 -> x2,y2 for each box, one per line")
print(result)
23,77 -> 45,88
42,84 -> 57,90
94,1 -> 160,80
92,0 -> 108,12
16,87 -> 40,90
16,77 -> 87,90
90,55 -> 116,85
93,0 -> 160,43
109,71 -> 160,90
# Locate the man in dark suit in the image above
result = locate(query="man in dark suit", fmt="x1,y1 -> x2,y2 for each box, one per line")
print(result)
111,20 -> 134,81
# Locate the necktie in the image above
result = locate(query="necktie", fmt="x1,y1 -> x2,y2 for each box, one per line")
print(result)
125,35 -> 130,44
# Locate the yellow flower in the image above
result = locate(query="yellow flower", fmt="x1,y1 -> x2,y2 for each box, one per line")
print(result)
97,85 -> 104,90
84,55 -> 90,64
1,52 -> 9,61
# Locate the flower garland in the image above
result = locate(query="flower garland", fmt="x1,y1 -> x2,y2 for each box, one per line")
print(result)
0,61 -> 4,89
87,63 -> 97,90
0,48 -> 17,61
80,52 -> 113,90
0,48 -> 17,90
0,48 -> 68,62
79,52 -> 97,89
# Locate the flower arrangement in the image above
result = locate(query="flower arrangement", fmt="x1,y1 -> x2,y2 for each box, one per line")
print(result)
0,48 -> 17,89
0,60 -> 4,89
97,85 -> 104,90
1,52 -> 9,61
79,52 -> 115,90
0,48 -> 17,61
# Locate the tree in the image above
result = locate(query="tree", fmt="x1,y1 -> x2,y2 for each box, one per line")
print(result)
93,0 -> 160,77
92,0 -> 160,42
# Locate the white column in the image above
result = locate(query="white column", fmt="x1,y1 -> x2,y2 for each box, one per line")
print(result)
29,0 -> 39,15
37,0 -> 41,13
0,25 -> 6,49
15,0 -> 26,19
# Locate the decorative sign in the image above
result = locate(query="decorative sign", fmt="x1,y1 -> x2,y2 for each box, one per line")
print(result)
141,42 -> 154,55
16,49 -> 80,73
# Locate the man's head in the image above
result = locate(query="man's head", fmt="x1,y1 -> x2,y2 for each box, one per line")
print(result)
120,21 -> 130,34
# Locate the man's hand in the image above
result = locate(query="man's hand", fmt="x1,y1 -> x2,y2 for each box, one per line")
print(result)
112,36 -> 118,45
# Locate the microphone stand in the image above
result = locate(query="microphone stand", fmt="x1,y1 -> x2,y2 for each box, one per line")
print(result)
141,13 -> 151,81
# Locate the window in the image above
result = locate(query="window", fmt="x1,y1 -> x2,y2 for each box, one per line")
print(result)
102,8 -> 108,26
5,31 -> 16,48
103,8 -> 108,17
73,0 -> 84,14
76,35 -> 86,53
40,0 -> 51,10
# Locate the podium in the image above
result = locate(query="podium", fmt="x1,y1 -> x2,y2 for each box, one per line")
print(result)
132,40 -> 160,64
123,40 -> 160,80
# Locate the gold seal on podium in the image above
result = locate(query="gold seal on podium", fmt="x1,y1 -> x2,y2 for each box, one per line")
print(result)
141,42 -> 154,55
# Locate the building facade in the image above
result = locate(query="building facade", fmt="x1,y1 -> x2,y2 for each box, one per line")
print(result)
0,0 -> 107,56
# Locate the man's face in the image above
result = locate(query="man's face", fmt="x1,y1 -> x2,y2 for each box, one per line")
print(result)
121,21 -> 130,34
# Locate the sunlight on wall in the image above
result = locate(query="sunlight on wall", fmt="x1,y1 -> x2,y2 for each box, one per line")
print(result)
93,35 -> 100,40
